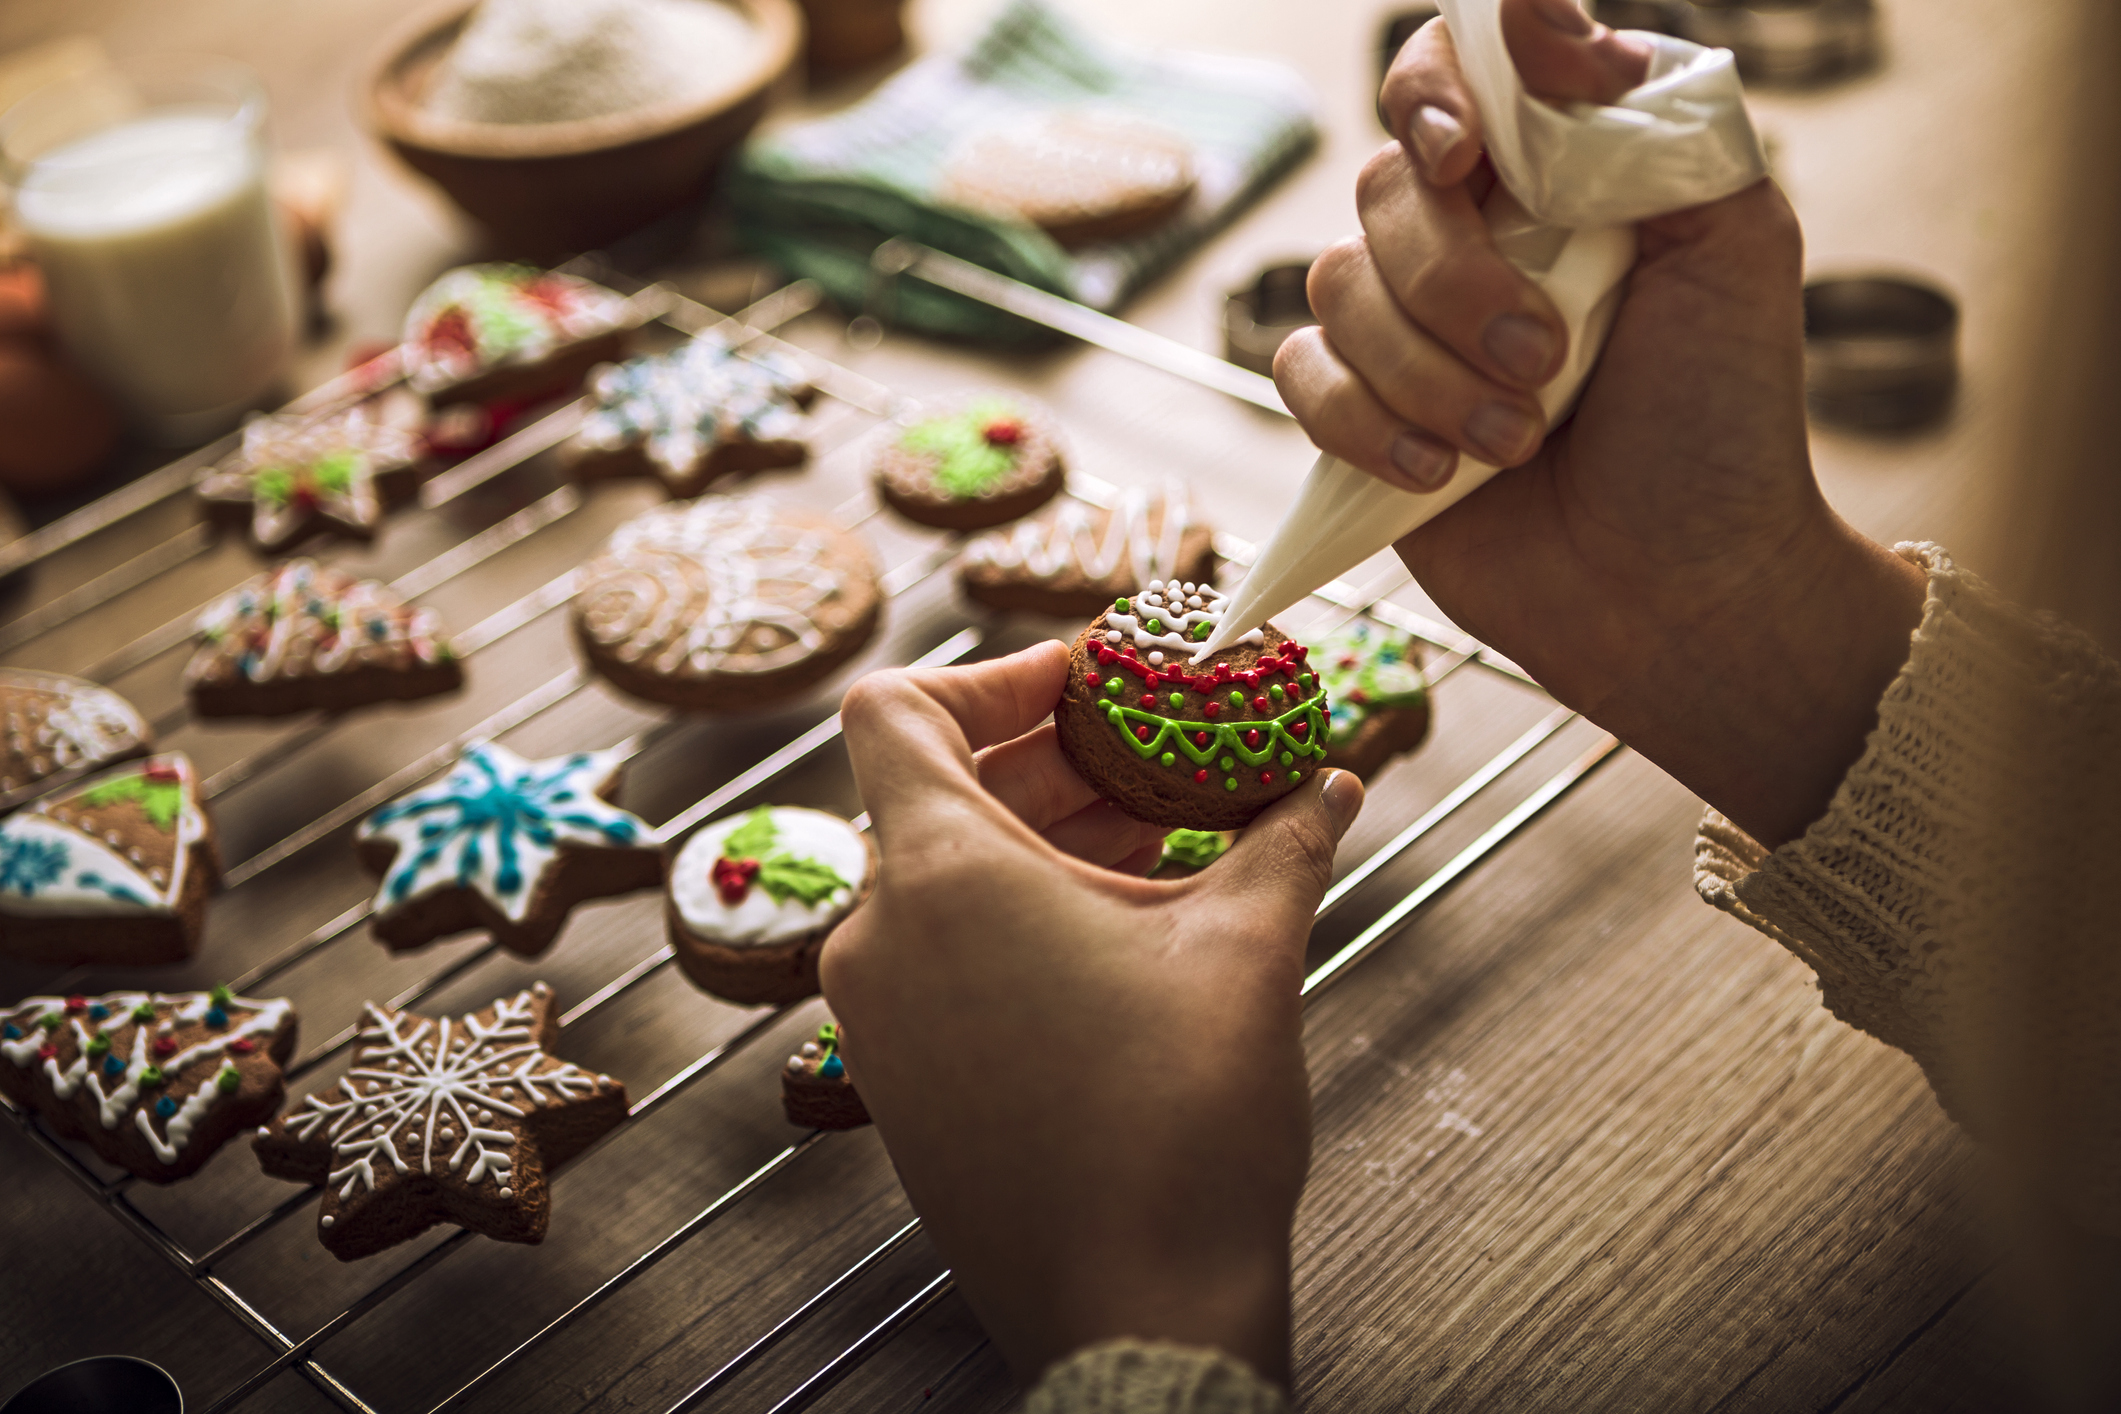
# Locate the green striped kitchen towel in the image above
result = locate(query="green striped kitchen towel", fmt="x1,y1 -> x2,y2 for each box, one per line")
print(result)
725,0 -> 1319,342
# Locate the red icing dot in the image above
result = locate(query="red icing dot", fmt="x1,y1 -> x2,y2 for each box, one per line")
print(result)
1194,731 -> 1210,747
1245,729 -> 1262,749
1293,720 -> 1309,738
1097,647 -> 1117,665
37,1044 -> 56,1061
1134,724 -> 1153,743
1242,671 -> 1260,688
981,417 -> 1025,446
1138,694 -> 1156,708
1252,696 -> 1270,713
1086,671 -> 1101,687
712,855 -> 762,905
1260,770 -> 1275,784
1203,702 -> 1221,719
1194,769 -> 1210,784
229,1037 -> 256,1055
152,1036 -> 177,1057
64,996 -> 87,1014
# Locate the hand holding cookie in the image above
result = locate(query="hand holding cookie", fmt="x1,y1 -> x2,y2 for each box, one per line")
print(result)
823,643 -> 1364,1390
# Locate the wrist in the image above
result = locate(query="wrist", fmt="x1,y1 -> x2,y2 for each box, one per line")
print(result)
1034,1236 -> 1292,1390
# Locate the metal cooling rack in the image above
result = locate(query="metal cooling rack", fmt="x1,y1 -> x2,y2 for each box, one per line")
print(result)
0,248 -> 1621,1413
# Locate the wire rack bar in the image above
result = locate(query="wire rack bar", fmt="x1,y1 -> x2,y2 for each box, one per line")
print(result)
765,1269 -> 960,1414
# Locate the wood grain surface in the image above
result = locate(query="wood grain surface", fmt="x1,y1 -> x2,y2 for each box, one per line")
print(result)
0,0 -> 2101,1410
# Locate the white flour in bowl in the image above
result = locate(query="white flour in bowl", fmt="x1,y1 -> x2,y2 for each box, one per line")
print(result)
427,0 -> 759,125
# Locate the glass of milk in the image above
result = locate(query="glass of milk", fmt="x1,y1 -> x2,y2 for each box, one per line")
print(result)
1,56 -> 299,445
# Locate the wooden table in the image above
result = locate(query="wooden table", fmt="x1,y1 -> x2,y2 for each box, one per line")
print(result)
0,0 -> 2094,1409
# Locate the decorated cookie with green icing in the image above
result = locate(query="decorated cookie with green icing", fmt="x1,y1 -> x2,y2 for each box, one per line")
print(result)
197,393 -> 427,554
1154,827 -> 1234,878
1313,618 -> 1432,780
0,669 -> 151,813
872,392 -> 1066,531
782,1019 -> 871,1130
403,264 -> 634,404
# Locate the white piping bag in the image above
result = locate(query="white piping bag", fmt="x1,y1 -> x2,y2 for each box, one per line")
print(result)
1196,0 -> 1768,660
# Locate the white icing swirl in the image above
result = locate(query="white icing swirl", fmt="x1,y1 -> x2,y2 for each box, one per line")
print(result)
963,482 -> 1191,585
1104,580 -> 1260,655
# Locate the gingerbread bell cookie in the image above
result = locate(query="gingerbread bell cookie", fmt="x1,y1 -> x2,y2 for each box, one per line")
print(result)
1,988 -> 296,1182
1314,618 -> 1431,779
197,394 -> 427,555
958,482 -> 1214,618
563,336 -> 817,499
872,395 -> 1065,531
356,742 -> 662,956
0,669 -> 151,813
254,983 -> 626,1261
573,494 -> 882,711
403,264 -> 634,409
782,1021 -> 870,1130
668,806 -> 875,1006
184,560 -> 461,719
936,109 -> 1197,248
0,754 -> 219,966
1054,582 -> 1330,830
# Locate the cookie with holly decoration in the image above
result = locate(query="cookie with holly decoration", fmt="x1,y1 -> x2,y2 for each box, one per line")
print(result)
1054,581 -> 1331,830
0,754 -> 219,966
196,393 -> 427,554
782,1021 -> 870,1130
872,394 -> 1065,531
356,742 -> 663,956
0,669 -> 152,814
667,806 -> 875,1006
403,264 -> 635,410
0,987 -> 296,1182
1314,618 -> 1431,780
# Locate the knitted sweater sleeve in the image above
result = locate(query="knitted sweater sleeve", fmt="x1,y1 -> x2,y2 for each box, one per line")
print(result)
1021,1342 -> 1287,1414
1695,542 -> 2121,1223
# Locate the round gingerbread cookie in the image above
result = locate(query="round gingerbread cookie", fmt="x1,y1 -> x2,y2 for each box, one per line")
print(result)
936,109 -> 1197,248
0,668 -> 151,813
872,394 -> 1065,531
667,805 -> 876,1006
958,481 -> 1214,618
1314,617 -> 1431,780
572,494 -> 883,711
1053,581 -> 1331,830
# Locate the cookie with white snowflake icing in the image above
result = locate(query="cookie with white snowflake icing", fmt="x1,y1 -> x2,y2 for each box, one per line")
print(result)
253,983 -> 626,1260
958,481 -> 1216,618
667,805 -> 876,1005
0,669 -> 152,813
0,754 -> 219,966
564,336 -> 817,499
197,393 -> 427,555
572,494 -> 882,712
1314,617 -> 1431,780
403,264 -> 634,408
782,1021 -> 870,1131
356,741 -> 662,956
0,987 -> 296,1182
185,559 -> 462,719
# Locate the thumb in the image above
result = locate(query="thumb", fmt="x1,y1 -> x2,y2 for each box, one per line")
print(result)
1502,0 -> 1653,106
1195,769 -> 1365,948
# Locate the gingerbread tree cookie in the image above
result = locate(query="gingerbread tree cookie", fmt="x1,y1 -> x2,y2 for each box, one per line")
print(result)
253,983 -> 626,1261
0,987 -> 297,1182
185,560 -> 462,719
0,669 -> 151,813
403,264 -> 634,408
782,1021 -> 870,1130
356,742 -> 662,955
564,336 -> 818,499
0,754 -> 220,966
197,395 -> 426,554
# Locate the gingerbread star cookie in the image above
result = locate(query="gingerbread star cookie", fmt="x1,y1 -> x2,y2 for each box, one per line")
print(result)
781,1021 -> 870,1131
564,336 -> 818,499
572,494 -> 883,711
253,983 -> 626,1261
1314,618 -> 1431,780
0,669 -> 152,814
0,754 -> 220,966
197,394 -> 426,554
355,741 -> 662,955
958,482 -> 1215,618
403,264 -> 634,409
184,560 -> 462,719
0,987 -> 297,1182
872,394 -> 1066,531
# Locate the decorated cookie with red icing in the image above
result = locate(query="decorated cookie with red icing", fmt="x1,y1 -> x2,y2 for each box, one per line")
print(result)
1054,580 -> 1331,830
197,393 -> 427,554
871,393 -> 1066,531
402,264 -> 635,410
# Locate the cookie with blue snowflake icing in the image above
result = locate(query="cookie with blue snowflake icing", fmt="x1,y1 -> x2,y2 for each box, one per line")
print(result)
0,754 -> 219,967
356,742 -> 663,955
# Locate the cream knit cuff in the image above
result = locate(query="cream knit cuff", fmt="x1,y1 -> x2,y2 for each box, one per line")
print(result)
1023,1341 -> 1287,1414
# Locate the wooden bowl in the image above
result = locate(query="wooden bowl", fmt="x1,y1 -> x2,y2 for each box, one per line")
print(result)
363,0 -> 801,257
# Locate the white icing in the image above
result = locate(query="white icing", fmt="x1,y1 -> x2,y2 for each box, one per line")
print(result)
190,559 -> 449,685
961,483 -> 1191,586
402,265 -> 630,395
576,335 -> 810,479
0,671 -> 148,793
669,807 -> 867,948
0,756 -> 205,917
1104,581 -> 1260,655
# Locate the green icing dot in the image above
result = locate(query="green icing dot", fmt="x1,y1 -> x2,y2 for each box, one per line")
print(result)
1289,771 -> 1302,784
1219,756 -> 1234,772
1270,684 -> 1285,701
1280,751 -> 1294,766
1300,673 -> 1315,689
86,1033 -> 110,1056
139,1065 -> 166,1087
1224,777 -> 1238,791
1114,597 -> 1130,614
1168,692 -> 1183,707
1191,621 -> 1211,640
1228,691 -> 1244,707
216,1065 -> 241,1094
1147,618 -> 1163,634
38,1013 -> 60,1033
1103,678 -> 1121,696
131,1002 -> 156,1023
1159,752 -> 1175,767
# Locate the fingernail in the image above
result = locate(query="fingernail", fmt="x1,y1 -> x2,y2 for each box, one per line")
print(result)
1407,104 -> 1464,175
1390,428 -> 1458,491
1532,0 -> 1595,36
1322,769 -> 1364,835
1483,313 -> 1559,386
1465,402 -> 1543,464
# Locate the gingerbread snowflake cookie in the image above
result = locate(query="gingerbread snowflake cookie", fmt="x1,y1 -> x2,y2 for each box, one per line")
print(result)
1054,582 -> 1330,830
936,109 -> 1197,248
357,742 -> 662,956
0,669 -> 151,813
782,1021 -> 870,1130
573,494 -> 883,711
668,805 -> 875,1005
184,560 -> 462,719
403,264 -> 635,409
253,983 -> 626,1261
563,336 -> 817,499
1,987 -> 296,1182
872,394 -> 1066,531
0,754 -> 219,966
958,482 -> 1214,618
197,393 -> 427,554
1315,618 -> 1431,780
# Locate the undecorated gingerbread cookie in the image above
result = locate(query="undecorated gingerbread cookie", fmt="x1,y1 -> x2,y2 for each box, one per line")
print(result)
872,395 -> 1065,531
936,109 -> 1197,248
668,805 -> 875,1005
782,1020 -> 870,1130
1314,618 -> 1431,780
0,669 -> 151,813
403,264 -> 634,409
564,336 -> 817,499
957,482 -> 1214,618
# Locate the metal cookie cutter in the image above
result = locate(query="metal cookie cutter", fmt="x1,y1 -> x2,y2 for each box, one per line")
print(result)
1802,274 -> 1959,431
1223,262 -> 1317,378
1679,0 -> 1879,86
2,1356 -> 183,1414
